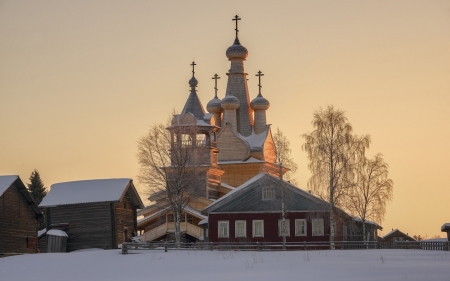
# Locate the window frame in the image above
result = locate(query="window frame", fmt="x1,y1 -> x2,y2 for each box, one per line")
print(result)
262,185 -> 276,200
218,220 -> 229,238
295,219 -> 307,236
235,220 -> 246,238
252,220 -> 264,238
278,219 -> 290,237
312,218 -> 324,236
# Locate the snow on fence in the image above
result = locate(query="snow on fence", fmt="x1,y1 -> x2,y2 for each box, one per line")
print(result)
121,240 -> 450,254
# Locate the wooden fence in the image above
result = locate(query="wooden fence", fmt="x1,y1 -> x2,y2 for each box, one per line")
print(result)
122,240 -> 450,254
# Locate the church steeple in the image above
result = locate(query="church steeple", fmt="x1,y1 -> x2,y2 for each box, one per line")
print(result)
251,71 -> 270,134
224,15 -> 253,136
181,61 -> 205,120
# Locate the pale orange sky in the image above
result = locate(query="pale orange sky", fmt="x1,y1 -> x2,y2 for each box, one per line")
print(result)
1,0 -> 449,238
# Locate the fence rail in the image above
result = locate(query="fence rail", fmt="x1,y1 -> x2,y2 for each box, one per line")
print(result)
121,240 -> 450,254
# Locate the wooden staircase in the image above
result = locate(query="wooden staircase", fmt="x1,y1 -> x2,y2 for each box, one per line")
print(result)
141,222 -> 204,242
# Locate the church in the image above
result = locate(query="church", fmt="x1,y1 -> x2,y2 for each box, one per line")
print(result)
137,16 -> 381,244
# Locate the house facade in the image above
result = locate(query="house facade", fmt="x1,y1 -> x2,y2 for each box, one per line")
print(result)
0,175 -> 44,254
39,178 -> 144,252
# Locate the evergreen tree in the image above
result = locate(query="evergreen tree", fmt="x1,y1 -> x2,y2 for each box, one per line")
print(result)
27,169 -> 47,206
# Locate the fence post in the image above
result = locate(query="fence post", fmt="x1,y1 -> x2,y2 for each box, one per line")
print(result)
210,242 -> 213,251
122,243 -> 128,254
165,242 -> 167,253
303,241 -> 306,251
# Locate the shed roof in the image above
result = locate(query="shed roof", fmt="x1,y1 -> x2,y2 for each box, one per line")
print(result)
442,223 -> 450,232
0,175 -> 44,222
39,178 -> 144,208
0,175 -> 18,196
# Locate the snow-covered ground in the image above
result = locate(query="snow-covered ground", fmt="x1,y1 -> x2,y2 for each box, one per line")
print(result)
1,249 -> 449,281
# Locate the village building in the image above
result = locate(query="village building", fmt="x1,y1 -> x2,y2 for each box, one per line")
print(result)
441,223 -> 450,241
381,229 -> 416,242
0,175 -> 44,254
39,178 -> 144,252
138,16 -> 382,243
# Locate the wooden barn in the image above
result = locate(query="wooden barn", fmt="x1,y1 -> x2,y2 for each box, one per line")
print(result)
39,178 -> 144,252
202,173 -> 381,243
0,175 -> 44,254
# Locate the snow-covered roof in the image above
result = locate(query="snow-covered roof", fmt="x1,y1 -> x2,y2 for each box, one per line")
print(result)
38,228 -> 47,238
441,223 -> 450,231
239,128 -> 268,148
198,218 -> 208,225
382,229 -> 398,238
0,175 -> 18,196
47,229 -> 68,237
137,206 -> 171,225
220,182 -> 235,190
350,215 -> 382,229
40,178 -> 137,207
219,157 -> 264,165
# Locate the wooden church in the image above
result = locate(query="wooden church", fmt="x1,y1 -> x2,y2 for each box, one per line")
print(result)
137,16 -> 381,243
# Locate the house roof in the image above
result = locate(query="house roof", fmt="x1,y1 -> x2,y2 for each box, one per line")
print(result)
442,223 -> 450,232
202,173 -> 329,214
382,229 -> 416,241
0,175 -> 44,222
39,178 -> 144,208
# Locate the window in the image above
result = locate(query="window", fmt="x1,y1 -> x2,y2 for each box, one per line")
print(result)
235,220 -> 246,238
218,221 -> 229,238
312,219 -> 324,236
262,185 -> 275,200
295,219 -> 307,236
278,219 -> 290,237
252,220 -> 264,237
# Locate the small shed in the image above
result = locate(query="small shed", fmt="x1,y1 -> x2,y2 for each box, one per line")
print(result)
441,223 -> 450,241
47,229 -> 68,253
39,178 -> 144,252
0,175 -> 44,254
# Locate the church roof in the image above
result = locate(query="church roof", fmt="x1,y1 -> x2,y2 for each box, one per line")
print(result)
181,91 -> 205,120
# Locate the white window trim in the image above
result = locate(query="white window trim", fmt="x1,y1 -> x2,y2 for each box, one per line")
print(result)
235,220 -> 246,238
312,218 -> 324,236
295,219 -> 307,236
252,220 -> 264,238
278,219 -> 290,237
218,220 -> 229,238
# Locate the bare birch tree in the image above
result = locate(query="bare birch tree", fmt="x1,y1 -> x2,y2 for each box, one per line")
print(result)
273,127 -> 298,185
302,105 -> 370,247
348,153 -> 393,242
137,115 -> 204,246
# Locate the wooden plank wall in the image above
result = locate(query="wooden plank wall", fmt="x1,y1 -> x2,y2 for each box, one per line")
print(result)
0,183 -> 38,253
115,193 -> 137,244
45,203 -> 113,252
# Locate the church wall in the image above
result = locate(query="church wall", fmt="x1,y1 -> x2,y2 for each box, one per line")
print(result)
217,126 -> 249,161
219,163 -> 263,187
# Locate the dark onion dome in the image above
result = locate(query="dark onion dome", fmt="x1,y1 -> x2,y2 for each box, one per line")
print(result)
207,97 -> 223,113
250,94 -> 270,111
221,94 -> 240,110
189,76 -> 198,87
226,38 -> 248,60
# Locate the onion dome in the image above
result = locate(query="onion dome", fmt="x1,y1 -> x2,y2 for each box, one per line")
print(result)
189,76 -> 198,87
221,93 -> 240,110
207,97 -> 223,113
251,93 -> 270,111
226,38 -> 248,60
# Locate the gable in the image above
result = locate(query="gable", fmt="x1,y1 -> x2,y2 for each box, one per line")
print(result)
262,127 -> 276,163
217,125 -> 250,161
206,174 -> 328,213
0,175 -> 18,197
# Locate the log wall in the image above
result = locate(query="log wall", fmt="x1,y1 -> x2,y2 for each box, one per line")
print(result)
0,183 -> 38,253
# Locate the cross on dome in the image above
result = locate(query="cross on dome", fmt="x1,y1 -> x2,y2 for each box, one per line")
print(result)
232,15 -> 241,39
256,70 -> 264,96
190,61 -> 196,77
212,74 -> 220,98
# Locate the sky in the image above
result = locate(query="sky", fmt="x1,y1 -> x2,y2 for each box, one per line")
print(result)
1,248 -> 449,281
1,0 -> 449,238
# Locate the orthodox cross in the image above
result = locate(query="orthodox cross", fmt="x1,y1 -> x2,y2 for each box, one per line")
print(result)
232,15 -> 241,38
212,74 -> 220,98
190,61 -> 196,77
256,70 -> 264,96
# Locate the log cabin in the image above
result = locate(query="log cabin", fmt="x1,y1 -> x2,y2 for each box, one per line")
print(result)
39,178 -> 144,252
0,175 -> 44,254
